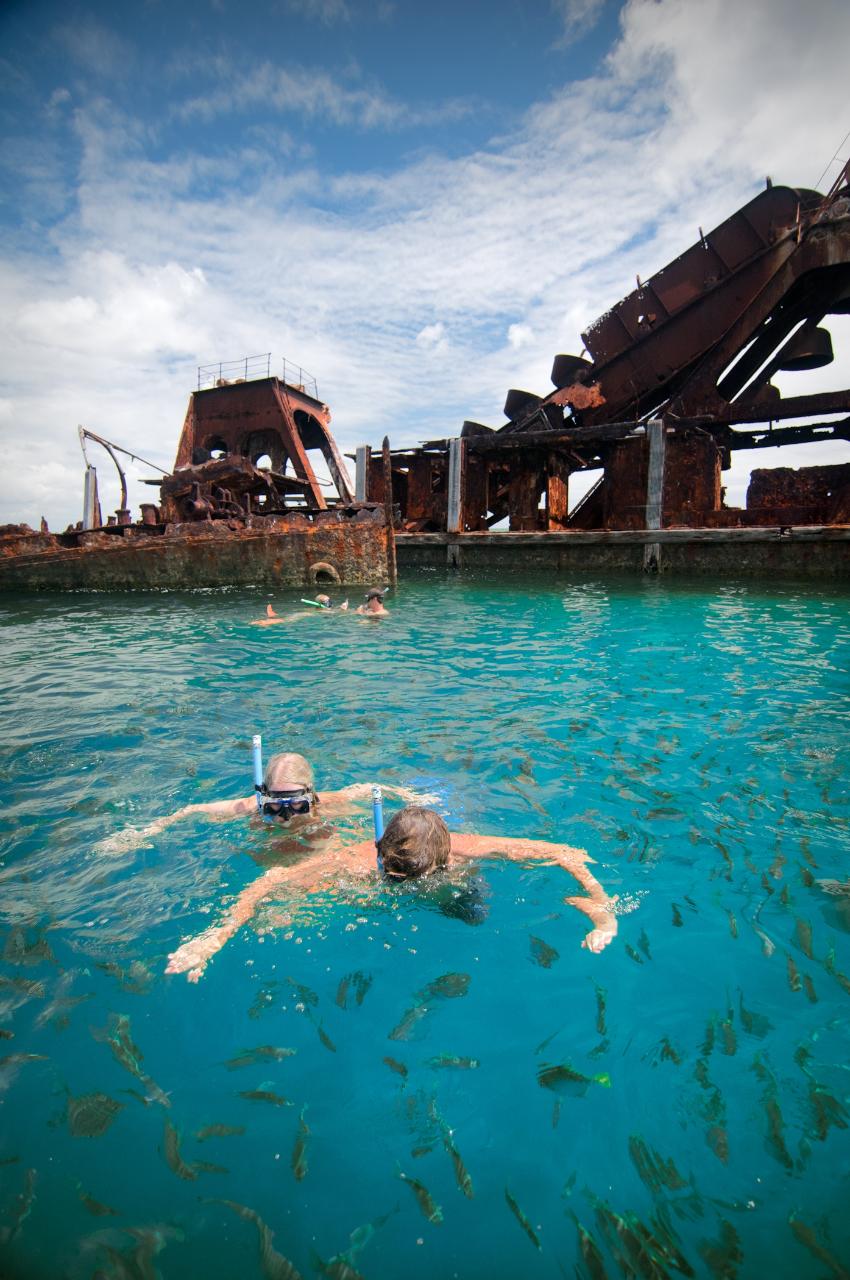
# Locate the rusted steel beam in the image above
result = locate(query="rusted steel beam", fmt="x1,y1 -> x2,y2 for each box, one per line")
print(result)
717,418 -> 850,450
270,383 -> 327,509
382,436 -> 397,587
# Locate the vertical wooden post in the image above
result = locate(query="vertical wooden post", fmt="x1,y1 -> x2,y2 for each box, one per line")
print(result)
355,446 -> 370,502
547,452 -> 570,529
446,437 -> 466,569
643,418 -> 666,573
382,436 -> 398,587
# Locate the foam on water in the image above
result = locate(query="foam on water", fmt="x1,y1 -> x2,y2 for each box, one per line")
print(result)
0,574 -> 849,1278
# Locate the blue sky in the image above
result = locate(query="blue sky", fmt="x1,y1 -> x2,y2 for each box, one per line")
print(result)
1,0 -> 848,528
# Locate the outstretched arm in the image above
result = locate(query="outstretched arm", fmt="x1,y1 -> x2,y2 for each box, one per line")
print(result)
322,782 -> 439,811
449,834 -> 618,953
165,843 -> 360,982
94,796 -> 255,856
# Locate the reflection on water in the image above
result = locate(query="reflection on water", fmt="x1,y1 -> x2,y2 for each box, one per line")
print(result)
0,574 -> 849,1278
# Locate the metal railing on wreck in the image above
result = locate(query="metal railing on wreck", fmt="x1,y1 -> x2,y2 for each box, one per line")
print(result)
196,354 -> 319,400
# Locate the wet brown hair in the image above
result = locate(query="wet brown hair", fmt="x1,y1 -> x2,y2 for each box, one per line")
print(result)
378,807 -> 451,879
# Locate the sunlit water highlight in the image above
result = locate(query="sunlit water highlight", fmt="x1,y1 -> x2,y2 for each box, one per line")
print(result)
0,574 -> 848,1279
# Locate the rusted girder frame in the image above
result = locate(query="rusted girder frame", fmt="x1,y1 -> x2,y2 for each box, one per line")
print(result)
715,417 -> 850,451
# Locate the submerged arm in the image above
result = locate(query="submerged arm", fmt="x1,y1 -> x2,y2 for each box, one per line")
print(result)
165,843 -> 356,982
449,833 -> 618,953
94,796 -> 254,856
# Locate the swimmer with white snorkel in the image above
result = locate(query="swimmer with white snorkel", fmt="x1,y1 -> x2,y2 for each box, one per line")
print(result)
164,741 -> 618,981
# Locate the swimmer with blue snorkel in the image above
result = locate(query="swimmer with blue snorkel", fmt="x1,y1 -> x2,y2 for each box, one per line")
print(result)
165,776 -> 618,981
95,744 -> 432,856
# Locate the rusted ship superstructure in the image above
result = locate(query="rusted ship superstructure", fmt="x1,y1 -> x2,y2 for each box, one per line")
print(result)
0,357 -> 392,591
364,165 -> 850,575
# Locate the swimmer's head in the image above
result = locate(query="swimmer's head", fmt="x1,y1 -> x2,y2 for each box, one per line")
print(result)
264,752 -> 315,795
377,807 -> 450,880
365,589 -> 384,603
316,594 -> 331,608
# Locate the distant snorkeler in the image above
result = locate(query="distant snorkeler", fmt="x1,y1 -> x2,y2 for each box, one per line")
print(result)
252,595 -> 349,626
356,588 -> 389,617
95,753 -> 432,856
165,805 -> 618,982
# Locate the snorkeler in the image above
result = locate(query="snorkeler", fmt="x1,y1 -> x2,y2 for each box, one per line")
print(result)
165,805 -> 618,981
356,588 -> 388,617
252,596 -> 349,626
95,753 -> 432,855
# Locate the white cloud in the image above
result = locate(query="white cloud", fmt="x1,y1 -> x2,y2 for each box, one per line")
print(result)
1,0 -> 849,529
52,19 -> 133,79
551,0 -> 606,45
284,0 -> 351,23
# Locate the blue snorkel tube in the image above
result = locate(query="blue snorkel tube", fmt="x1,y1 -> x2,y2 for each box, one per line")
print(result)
252,734 -> 264,813
372,785 -> 384,872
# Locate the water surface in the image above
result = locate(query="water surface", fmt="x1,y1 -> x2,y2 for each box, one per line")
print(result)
1,574 -> 848,1278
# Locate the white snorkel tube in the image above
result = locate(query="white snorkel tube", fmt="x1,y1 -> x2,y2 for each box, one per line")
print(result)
252,734 -> 264,812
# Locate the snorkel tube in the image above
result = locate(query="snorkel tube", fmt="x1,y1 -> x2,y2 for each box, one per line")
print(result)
372,785 -> 384,872
300,598 -> 329,608
252,734 -> 264,813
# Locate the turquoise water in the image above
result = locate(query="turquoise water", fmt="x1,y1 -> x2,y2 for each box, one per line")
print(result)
1,574 -> 849,1279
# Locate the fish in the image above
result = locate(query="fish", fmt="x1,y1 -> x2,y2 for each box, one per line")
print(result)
3,927 -> 55,968
195,1160 -> 228,1174
697,1219 -> 742,1278
0,1167 -> 36,1244
788,1214 -> 850,1280
793,1045 -> 813,1076
311,1254 -> 366,1280
411,1144 -> 432,1158
808,1083 -> 849,1141
537,1062 -> 611,1096
91,1013 -> 170,1108
671,904 -> 684,928
799,866 -> 815,888
625,944 -> 644,966
95,959 -> 154,994
738,994 -> 772,1039
786,955 -> 802,993
196,1124 -> 245,1141
727,911 -> 738,939
225,1046 -> 296,1070
285,978 -> 319,1008
162,1117 -> 198,1181
217,1199 -> 303,1279
353,972 -> 372,1006
637,929 -> 652,960
427,1054 -> 479,1070
504,1187 -> 540,1249
292,1108 -> 309,1182
388,1004 -> 429,1042
398,1169 -> 443,1224
383,1056 -> 408,1078
706,1125 -> 728,1164
248,982 -> 280,1019
335,974 -> 351,1009
313,1020 -> 337,1054
764,1095 -> 792,1169
594,984 -> 607,1037
34,971 -> 94,1030
693,1059 -> 711,1091
76,1183 -> 119,1217
568,1214 -> 608,1280
719,1020 -> 737,1057
803,974 -> 818,1004
419,972 -> 471,1001
794,918 -> 813,959
529,936 -> 559,968
0,1029 -> 13,1040
701,1016 -> 716,1057
443,1131 -> 474,1199
628,1136 -> 687,1194
659,1038 -> 681,1066
66,1090 -> 124,1138
239,1090 -> 293,1107
0,1052 -> 48,1093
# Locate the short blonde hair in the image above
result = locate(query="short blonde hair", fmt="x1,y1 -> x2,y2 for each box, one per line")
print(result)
264,752 -> 314,792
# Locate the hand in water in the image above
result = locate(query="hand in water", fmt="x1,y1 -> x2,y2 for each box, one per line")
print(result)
165,928 -> 222,983
93,823 -> 159,856
582,924 -> 617,953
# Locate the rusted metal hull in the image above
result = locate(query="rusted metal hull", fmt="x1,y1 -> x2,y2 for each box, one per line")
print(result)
0,518 -> 389,592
